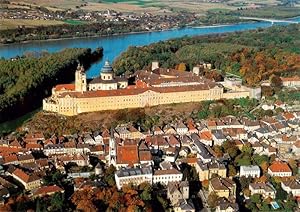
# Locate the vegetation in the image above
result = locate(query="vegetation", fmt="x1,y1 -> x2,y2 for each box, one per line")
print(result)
113,24 -> 300,86
0,166 -> 169,211
0,47 -> 103,124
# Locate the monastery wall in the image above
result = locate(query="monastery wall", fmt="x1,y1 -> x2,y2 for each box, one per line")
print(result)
43,86 -> 225,116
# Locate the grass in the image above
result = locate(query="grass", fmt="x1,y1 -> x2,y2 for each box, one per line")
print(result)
63,19 -> 87,25
0,19 -> 65,30
234,6 -> 300,18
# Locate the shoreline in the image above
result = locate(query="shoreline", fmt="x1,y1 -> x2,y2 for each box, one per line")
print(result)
0,21 -> 253,47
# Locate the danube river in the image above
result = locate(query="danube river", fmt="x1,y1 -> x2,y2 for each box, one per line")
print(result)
1,17 -> 299,78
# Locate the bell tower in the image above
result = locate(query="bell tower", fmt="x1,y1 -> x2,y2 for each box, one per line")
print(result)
75,63 -> 87,92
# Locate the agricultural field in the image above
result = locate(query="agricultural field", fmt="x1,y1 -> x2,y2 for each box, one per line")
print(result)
9,0 -> 289,13
0,19 -> 65,30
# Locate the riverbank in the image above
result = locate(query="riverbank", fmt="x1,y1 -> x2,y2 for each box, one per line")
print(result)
0,20 -> 256,47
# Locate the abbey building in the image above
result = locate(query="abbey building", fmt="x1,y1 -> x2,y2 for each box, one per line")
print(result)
43,61 -> 260,116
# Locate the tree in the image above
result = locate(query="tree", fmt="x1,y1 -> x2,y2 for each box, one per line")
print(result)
227,146 -> 239,159
103,165 -> 116,186
270,74 -> 282,89
207,192 -> 219,208
240,176 -> 252,190
250,194 -> 262,204
177,63 -> 187,71
50,193 -> 65,211
253,154 -> 269,166
288,159 -> 297,175
242,143 -> 253,155
228,164 -> 237,177
243,188 -> 251,197
261,202 -> 270,211
260,161 -> 269,173
139,183 -> 152,201
276,186 -> 288,201
212,145 -> 223,157
198,110 -> 209,120
285,194 -> 297,210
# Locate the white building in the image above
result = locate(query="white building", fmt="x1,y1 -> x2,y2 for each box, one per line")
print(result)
115,167 -> 152,189
153,169 -> 183,185
281,180 -> 300,197
240,165 -> 260,178
268,161 -> 292,177
249,183 -> 276,199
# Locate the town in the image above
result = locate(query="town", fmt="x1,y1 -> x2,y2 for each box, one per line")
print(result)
0,93 -> 300,210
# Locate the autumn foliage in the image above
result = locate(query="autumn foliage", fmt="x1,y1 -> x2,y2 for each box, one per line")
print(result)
71,185 -> 151,212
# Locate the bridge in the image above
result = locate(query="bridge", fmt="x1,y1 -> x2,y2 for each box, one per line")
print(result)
239,16 -> 298,24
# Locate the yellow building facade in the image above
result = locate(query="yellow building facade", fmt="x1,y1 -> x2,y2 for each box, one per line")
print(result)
43,62 -> 254,116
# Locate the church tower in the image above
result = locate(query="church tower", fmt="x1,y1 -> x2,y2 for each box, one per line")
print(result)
75,63 -> 87,92
108,128 -> 116,166
100,60 -> 114,81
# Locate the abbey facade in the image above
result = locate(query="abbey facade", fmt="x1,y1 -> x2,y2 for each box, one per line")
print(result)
43,61 -> 260,116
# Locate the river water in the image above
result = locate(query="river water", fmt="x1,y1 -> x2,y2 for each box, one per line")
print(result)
0,17 -> 299,79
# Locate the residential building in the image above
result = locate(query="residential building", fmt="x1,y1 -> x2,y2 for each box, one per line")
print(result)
280,76 -> 300,87
167,181 -> 189,206
240,165 -> 260,178
209,177 -> 236,198
115,167 -> 152,189
281,180 -> 300,197
11,169 -> 41,190
153,169 -> 183,185
268,161 -> 292,177
249,183 -> 276,199
195,160 -> 226,181
216,198 -> 239,212
33,185 -> 64,197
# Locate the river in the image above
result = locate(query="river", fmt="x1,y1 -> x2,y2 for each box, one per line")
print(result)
1,17 -> 299,78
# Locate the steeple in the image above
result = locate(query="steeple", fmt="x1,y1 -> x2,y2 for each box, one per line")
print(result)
101,60 -> 113,73
75,63 -> 87,92
108,127 -> 116,166
100,60 -> 114,80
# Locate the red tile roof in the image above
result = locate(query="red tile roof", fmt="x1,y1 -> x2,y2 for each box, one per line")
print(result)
168,135 -> 180,146
139,150 -> 152,161
199,131 -> 212,140
268,161 -> 292,173
12,169 -> 41,183
3,154 -> 18,164
117,145 -> 139,165
33,185 -> 64,196
59,83 -> 215,99
54,84 -> 75,91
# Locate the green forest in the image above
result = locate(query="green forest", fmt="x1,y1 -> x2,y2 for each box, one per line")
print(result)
113,24 -> 300,86
0,47 -> 103,123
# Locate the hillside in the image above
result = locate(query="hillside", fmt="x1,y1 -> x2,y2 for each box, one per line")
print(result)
0,47 -> 103,124
113,24 -> 300,86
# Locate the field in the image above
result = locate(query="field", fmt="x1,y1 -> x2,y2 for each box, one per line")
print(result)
0,19 -> 65,30
3,0 -> 300,30
9,0 -> 292,13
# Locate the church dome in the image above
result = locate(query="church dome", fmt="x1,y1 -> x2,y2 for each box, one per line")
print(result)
101,60 -> 113,73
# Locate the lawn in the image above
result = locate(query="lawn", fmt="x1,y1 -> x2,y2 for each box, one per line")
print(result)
63,19 -> 87,25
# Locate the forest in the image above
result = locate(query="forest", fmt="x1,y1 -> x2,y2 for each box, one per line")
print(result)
0,47 -> 103,123
113,24 -> 300,86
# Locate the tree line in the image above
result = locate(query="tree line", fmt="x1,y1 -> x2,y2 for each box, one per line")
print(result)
0,47 -> 103,123
113,24 -> 300,86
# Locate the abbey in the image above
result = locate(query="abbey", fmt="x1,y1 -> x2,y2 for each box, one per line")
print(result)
43,61 -> 260,116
